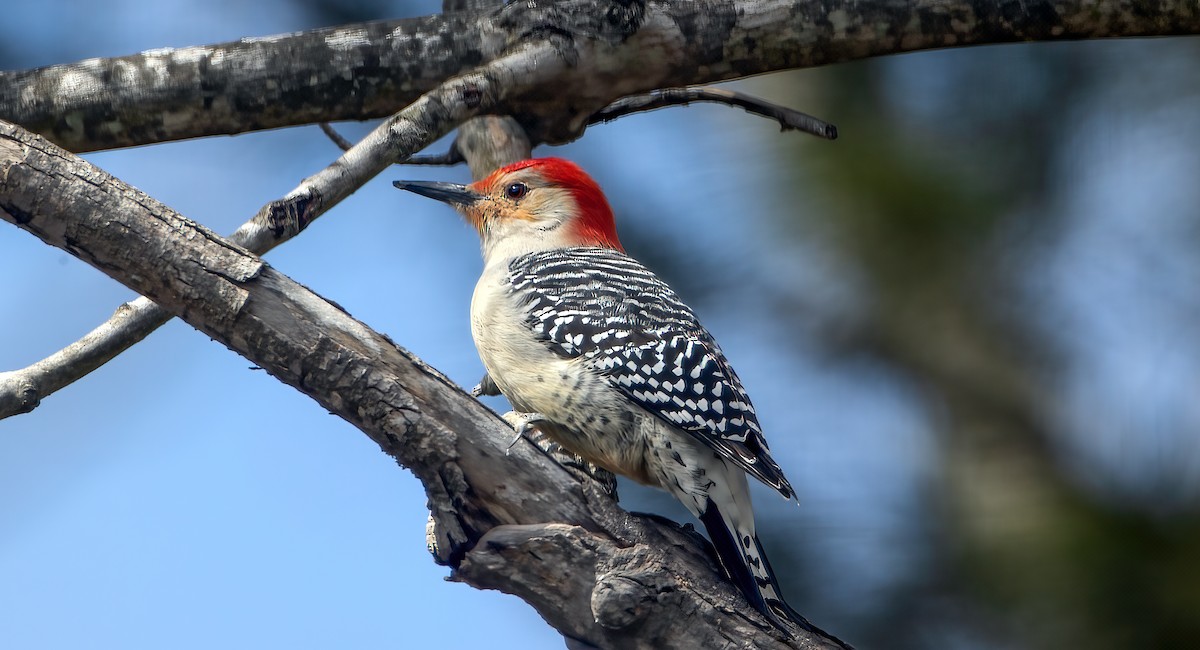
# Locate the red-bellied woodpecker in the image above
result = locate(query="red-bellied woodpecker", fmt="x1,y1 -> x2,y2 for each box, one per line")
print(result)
395,158 -> 820,635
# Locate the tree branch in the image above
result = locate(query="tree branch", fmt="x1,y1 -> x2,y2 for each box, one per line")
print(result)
591,87 -> 838,139
0,295 -> 164,416
3,0 -> 1196,152
0,120 -> 844,649
317,122 -> 355,152
0,13 -> 486,153
406,145 -> 468,166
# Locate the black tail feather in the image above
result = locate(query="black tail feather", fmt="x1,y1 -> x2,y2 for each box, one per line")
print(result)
699,500 -> 854,649
753,531 -> 855,649
698,498 -> 774,620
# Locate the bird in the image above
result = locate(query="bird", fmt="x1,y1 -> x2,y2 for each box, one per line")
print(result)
394,157 -> 822,636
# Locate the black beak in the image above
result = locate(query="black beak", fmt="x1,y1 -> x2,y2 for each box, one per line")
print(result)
393,180 -> 482,206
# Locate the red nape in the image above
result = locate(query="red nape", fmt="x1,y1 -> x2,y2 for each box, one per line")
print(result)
492,158 -> 624,251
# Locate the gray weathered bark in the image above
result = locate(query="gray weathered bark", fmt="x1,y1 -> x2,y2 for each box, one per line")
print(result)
0,120 -> 842,649
4,0 -> 1197,152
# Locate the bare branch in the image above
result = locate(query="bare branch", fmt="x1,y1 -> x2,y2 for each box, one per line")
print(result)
322,124 -> 468,165
0,41 -> 562,420
318,122 -> 354,152
0,120 -> 844,650
0,296 -> 161,416
591,87 -> 838,139
4,0 -> 1198,152
406,143 -> 467,166
399,84 -> 839,174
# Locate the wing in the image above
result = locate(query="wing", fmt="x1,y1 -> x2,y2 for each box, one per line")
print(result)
508,247 -> 794,498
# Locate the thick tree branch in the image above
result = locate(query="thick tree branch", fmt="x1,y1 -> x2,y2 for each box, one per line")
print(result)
0,13 -> 485,153
3,0 -> 1197,152
0,41 -> 559,420
0,121 -> 844,649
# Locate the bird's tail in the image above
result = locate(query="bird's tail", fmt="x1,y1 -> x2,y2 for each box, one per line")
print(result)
698,477 -> 853,648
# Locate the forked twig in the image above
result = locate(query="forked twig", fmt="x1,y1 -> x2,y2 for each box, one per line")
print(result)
591,87 -> 837,139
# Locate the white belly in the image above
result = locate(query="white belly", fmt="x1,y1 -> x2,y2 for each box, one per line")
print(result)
470,264 -> 652,481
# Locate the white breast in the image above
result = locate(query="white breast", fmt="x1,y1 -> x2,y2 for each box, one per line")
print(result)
469,259 -> 652,481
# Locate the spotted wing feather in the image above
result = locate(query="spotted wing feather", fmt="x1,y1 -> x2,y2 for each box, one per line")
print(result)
508,247 -> 794,497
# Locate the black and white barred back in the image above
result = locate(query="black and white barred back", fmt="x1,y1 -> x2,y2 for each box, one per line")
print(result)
505,246 -> 795,499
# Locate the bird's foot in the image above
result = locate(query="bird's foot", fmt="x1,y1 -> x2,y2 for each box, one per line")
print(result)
501,411 -> 550,452
470,373 -> 501,398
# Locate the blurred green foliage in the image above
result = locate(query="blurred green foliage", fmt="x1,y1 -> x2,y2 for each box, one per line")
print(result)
750,39 -> 1200,650
617,33 -> 1200,650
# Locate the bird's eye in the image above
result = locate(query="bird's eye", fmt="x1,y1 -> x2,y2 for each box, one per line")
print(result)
505,182 -> 529,200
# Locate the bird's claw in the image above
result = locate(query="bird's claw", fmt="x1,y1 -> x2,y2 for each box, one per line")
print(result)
501,411 -> 549,452
471,373 -> 501,398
